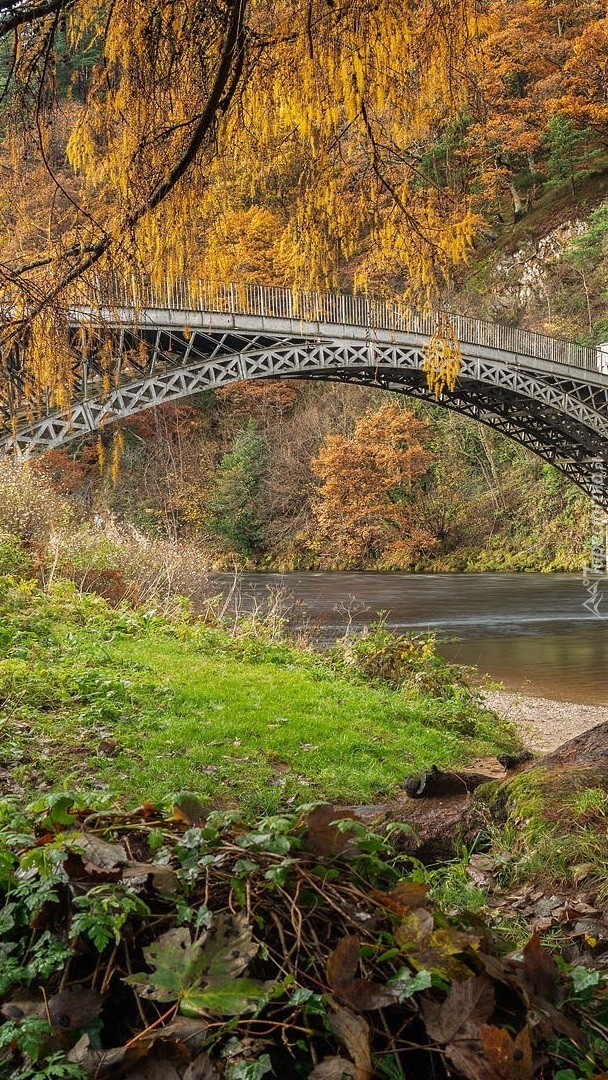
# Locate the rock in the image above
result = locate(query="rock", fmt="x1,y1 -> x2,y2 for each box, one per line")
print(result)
404,765 -> 497,799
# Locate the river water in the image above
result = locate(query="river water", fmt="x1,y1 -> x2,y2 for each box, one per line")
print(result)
219,572 -> 608,705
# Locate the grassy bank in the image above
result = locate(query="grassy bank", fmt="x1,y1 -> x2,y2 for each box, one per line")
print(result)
0,573 -> 519,811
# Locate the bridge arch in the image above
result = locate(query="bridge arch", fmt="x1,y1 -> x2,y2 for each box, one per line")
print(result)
2,282 -> 608,510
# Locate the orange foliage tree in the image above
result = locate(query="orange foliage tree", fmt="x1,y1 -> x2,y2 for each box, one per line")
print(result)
471,0 -> 608,217
311,402 -> 436,568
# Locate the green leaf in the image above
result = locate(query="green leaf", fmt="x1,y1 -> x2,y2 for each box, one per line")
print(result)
200,912 -> 258,981
28,793 -> 79,829
388,967 -> 433,1001
125,927 -> 205,1002
180,978 -> 273,1018
233,858 -> 258,875
226,1054 -> 272,1080
125,913 -> 263,1010
571,965 -> 601,994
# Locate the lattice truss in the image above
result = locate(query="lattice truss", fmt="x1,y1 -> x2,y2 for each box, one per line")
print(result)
3,314 -> 608,508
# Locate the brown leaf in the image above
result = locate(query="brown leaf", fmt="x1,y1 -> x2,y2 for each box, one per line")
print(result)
1,997 -> 44,1022
126,1059 -> 183,1080
78,831 -> 128,868
127,1046 -> 217,1080
521,932 -> 560,1005
183,1054 -> 221,1080
151,1017 -> 209,1052
171,795 -> 207,826
328,937 -> 360,990
422,977 -> 495,1044
47,988 -> 103,1031
308,1058 -> 367,1080
306,804 -> 361,857
82,860 -> 123,882
336,978 -> 398,1012
372,880 -> 430,914
122,861 -> 179,893
480,1024 -> 535,1080
67,1034 -> 148,1077
444,1039 -> 497,1080
328,1007 -> 372,1078
327,937 -> 397,1011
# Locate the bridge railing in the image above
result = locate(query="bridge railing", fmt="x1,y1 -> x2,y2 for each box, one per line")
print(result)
96,277 -> 599,371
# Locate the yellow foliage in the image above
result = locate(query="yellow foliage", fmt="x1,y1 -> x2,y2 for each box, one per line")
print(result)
422,320 -> 463,397
0,0 -> 488,410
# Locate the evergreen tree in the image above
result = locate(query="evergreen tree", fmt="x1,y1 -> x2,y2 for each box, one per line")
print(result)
207,423 -> 269,556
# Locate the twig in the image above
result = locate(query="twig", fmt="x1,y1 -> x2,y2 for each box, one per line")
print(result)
124,1003 -> 178,1048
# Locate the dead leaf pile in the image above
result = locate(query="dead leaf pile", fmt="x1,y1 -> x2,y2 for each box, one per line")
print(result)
0,798 -> 606,1079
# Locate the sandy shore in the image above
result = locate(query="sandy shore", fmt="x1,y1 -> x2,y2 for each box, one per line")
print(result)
482,690 -> 608,754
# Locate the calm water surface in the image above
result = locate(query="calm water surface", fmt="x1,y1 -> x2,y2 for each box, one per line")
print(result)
216,572 -> 608,704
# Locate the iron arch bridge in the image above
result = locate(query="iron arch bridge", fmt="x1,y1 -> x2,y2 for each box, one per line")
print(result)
3,280 -> 608,510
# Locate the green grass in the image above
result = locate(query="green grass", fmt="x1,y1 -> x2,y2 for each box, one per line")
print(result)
0,576 -> 520,810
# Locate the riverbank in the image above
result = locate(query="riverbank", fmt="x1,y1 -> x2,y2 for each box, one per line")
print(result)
483,688 -> 608,752
0,573 -> 521,809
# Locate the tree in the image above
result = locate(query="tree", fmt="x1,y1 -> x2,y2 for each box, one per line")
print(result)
469,0 -> 607,220
311,402 -> 435,568
0,0 -> 486,416
206,423 -> 269,556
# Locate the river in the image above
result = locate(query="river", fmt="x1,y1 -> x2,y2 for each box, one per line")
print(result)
218,572 -> 608,705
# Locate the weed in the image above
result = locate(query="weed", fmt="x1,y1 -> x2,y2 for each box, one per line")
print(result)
71,885 -> 151,950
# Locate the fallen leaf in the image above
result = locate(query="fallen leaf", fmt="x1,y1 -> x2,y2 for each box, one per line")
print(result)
183,1054 -> 221,1079
180,977 -> 274,1018
126,914 -> 273,1018
150,1016 -> 209,1051
372,880 -> 430,914
521,933 -> 561,1005
480,1024 -> 535,1079
126,1048 -> 220,1080
47,987 -> 103,1030
327,937 -> 359,989
171,795 -> 207,826
67,1034 -> 148,1077
78,831 -> 128,868
329,1007 -> 371,1071
122,861 -> 179,893
199,912 -> 259,981
308,1007 -> 373,1079
125,927 -> 205,1002
308,1058 -> 366,1079
305,805 -> 361,857
422,977 -> 495,1044
125,1058 -> 182,1080
395,907 -> 434,948
327,936 -> 397,1011
444,1039 -> 497,1080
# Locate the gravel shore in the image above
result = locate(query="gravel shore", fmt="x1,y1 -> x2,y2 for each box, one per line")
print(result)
482,690 -> 608,754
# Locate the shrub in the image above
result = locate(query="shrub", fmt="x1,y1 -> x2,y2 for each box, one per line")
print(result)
329,621 -> 473,698
0,533 -> 32,577
0,462 -> 70,545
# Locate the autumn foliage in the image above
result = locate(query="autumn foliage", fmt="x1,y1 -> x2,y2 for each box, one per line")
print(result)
311,403 -> 435,567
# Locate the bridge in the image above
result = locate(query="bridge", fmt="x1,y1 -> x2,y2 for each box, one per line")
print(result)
3,280 -> 608,520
